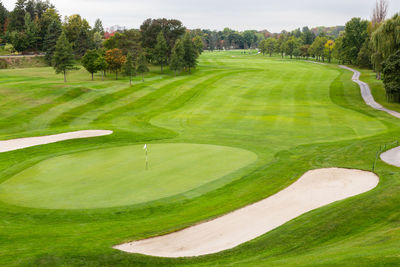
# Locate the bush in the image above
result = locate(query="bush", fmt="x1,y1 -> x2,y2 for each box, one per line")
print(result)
383,50 -> 400,102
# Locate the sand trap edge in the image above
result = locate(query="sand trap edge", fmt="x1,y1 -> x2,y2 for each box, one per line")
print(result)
113,167 -> 379,258
0,130 -> 113,153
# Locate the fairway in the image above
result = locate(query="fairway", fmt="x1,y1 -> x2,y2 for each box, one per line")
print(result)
0,51 -> 400,266
0,143 -> 257,209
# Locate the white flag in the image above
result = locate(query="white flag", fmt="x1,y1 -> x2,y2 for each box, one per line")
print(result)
143,144 -> 147,150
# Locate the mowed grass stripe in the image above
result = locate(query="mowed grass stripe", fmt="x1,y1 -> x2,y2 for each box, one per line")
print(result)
70,76 -> 191,126
95,70 -> 227,123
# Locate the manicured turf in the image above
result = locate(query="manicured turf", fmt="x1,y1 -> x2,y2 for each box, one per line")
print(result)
0,50 -> 399,266
0,143 -> 256,209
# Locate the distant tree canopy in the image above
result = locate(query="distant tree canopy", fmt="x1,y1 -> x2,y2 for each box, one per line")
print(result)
1,0 -> 397,104
140,18 -> 186,57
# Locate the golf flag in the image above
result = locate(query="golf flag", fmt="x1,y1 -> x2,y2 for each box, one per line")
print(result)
144,144 -> 147,150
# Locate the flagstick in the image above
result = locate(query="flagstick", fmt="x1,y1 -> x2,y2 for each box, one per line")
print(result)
145,147 -> 148,170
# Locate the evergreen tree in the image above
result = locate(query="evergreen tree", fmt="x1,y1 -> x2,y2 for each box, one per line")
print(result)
123,52 -> 136,85
38,8 -> 61,51
52,32 -> 76,82
44,19 -> 62,64
169,39 -> 184,76
183,33 -> 197,73
74,27 -> 92,57
24,12 -> 39,50
0,1 -> 8,37
93,31 -> 102,49
93,18 -> 104,36
8,0 -> 26,32
154,31 -> 168,73
136,51 -> 149,82
82,49 -> 100,80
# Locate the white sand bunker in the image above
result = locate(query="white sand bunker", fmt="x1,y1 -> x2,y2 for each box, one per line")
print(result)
0,130 -> 113,153
381,147 -> 400,167
114,168 -> 378,257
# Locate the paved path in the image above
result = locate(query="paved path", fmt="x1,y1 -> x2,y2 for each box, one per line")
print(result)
339,66 -> 400,119
339,66 -> 400,167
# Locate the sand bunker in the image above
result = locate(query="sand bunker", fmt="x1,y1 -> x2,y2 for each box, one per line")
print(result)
380,147 -> 400,167
0,130 -> 113,153
114,168 -> 378,257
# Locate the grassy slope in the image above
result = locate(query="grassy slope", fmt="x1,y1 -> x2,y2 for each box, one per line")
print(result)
359,68 -> 400,113
0,51 -> 399,266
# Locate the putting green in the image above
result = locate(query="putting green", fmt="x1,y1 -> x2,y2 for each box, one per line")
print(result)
0,143 -> 257,209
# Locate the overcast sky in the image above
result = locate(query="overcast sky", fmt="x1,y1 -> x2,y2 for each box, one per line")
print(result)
2,0 -> 400,32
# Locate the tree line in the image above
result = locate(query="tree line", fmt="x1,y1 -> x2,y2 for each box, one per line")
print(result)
256,0 -> 400,104
0,1 -> 203,82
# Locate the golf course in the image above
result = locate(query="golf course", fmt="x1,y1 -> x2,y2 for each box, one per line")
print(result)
1,50 -> 400,266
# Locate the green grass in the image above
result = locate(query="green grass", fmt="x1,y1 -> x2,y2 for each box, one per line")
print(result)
0,143 -> 256,209
359,67 -> 400,113
0,51 -> 399,266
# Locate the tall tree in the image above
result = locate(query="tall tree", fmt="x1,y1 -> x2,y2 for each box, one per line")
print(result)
38,8 -> 60,50
265,38 -> 277,56
44,19 -> 62,64
82,49 -> 100,80
24,12 -> 38,50
52,31 -> 76,82
169,38 -> 184,76
136,51 -> 149,82
123,52 -> 136,85
310,36 -> 328,61
193,35 -> 204,55
140,18 -> 186,56
74,27 -> 92,57
0,1 -> 8,37
105,48 -> 126,80
301,26 -> 315,45
285,36 -> 301,59
154,31 -> 168,73
103,29 -> 141,56
63,14 -> 90,48
183,33 -> 197,73
382,50 -> 400,102
93,18 -> 104,36
324,40 -> 335,63
258,39 -> 267,55
95,55 -> 108,81
242,30 -> 257,48
371,14 -> 400,80
8,0 -> 26,32
342,17 -> 369,64
371,0 -> 388,27
333,35 -> 346,64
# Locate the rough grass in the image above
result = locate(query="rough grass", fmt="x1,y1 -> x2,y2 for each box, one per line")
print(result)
0,51 -> 399,266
